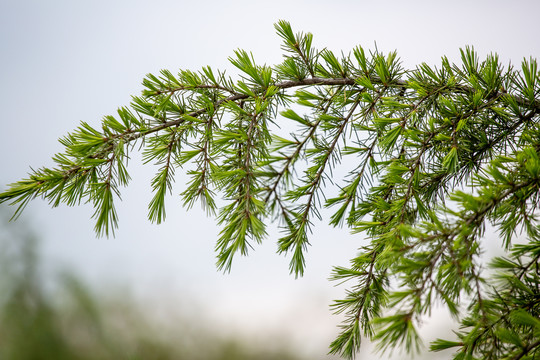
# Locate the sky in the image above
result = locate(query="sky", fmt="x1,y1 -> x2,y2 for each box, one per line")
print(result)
1,0 -> 540,358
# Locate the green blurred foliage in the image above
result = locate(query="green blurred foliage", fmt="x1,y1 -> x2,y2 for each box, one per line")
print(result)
0,211 -> 302,360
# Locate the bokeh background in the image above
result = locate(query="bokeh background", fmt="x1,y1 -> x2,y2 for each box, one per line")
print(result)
1,1 -> 539,358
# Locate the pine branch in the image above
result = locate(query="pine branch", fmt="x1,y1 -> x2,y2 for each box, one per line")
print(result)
2,21 -> 540,360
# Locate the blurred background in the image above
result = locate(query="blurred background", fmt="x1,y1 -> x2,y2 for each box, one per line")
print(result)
1,0 -> 539,358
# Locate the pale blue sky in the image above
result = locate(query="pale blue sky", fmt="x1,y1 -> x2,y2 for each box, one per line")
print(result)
1,0 -> 539,357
